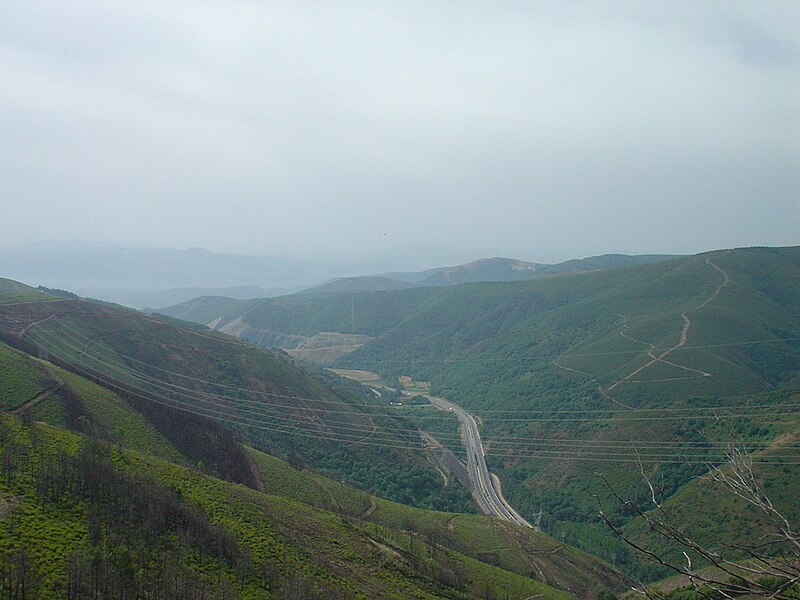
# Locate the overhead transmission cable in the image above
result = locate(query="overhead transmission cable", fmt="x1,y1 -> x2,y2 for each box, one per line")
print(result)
26,324 -> 800,464
44,319 -> 800,419
34,323 -> 800,437
24,338 -> 800,465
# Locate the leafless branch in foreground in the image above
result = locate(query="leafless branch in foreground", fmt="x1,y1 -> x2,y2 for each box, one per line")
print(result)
596,447 -> 799,599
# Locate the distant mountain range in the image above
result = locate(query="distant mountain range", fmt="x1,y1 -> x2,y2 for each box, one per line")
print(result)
117,285 -> 298,310
298,254 -> 678,295
0,241 -> 337,302
298,276 -> 419,295
0,240 -> 679,308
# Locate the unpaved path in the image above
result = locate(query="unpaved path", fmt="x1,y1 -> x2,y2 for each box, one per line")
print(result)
552,358 -> 634,409
606,259 -> 729,392
10,386 -> 60,414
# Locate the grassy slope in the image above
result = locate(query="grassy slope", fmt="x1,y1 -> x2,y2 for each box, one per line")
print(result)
485,385 -> 800,581
0,338 -> 628,597
153,295 -> 246,326
0,295 -> 474,513
154,247 -> 800,581
0,339 -> 188,463
0,342 -> 53,410
0,277 -> 56,304
42,364 -> 188,464
248,447 -> 631,598
620,422 -> 800,569
0,415 -> 582,599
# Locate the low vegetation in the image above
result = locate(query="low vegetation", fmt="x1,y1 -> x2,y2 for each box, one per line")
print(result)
0,412 -> 628,599
156,247 -> 800,582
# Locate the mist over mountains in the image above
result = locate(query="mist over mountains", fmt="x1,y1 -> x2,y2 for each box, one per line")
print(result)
0,240 -> 677,309
2,245 -> 799,597
0,241 -> 513,301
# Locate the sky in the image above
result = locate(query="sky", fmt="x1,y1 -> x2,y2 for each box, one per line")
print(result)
1,1 -> 798,261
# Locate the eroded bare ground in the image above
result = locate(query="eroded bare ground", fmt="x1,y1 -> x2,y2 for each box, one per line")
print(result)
286,331 -> 374,363
420,431 -> 471,489
327,368 -> 385,387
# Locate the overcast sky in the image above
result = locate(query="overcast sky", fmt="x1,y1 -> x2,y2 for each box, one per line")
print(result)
1,1 -> 798,260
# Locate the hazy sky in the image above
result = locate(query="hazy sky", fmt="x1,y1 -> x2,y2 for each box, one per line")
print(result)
1,1 -> 798,259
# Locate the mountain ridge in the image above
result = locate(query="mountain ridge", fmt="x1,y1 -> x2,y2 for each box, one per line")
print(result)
153,245 -> 800,579
0,286 -> 631,598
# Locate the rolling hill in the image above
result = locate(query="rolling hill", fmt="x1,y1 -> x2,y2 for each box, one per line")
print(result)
299,276 -> 419,295
0,277 -> 57,304
0,287 -> 631,598
155,246 -> 800,578
0,292 -> 476,512
291,254 -> 678,297
163,247 -> 800,404
404,257 -> 545,287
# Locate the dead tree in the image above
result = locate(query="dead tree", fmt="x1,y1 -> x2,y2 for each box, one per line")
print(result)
597,448 -> 799,599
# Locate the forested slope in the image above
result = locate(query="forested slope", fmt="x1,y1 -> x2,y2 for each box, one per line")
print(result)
156,247 -> 800,580
0,294 -> 473,512
0,333 -> 630,598
1,414 -> 602,599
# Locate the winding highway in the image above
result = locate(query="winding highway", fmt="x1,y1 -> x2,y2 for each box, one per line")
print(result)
426,395 -> 532,528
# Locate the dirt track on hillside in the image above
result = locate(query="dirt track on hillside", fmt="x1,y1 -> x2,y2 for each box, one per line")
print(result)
606,258 -> 729,393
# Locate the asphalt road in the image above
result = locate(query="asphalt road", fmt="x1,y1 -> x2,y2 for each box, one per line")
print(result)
426,395 -> 531,528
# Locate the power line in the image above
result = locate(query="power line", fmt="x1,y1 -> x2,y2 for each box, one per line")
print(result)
39,309 -> 800,366
37,318 -> 800,419
338,337 -> 800,364
29,326 -> 800,435
26,326 -> 800,462
33,324 -> 800,432
24,344 -> 800,465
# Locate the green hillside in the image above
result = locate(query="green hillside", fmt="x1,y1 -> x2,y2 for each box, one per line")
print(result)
246,447 -> 630,597
0,277 -> 55,304
417,257 -> 543,286
0,414 -> 591,599
0,346 -> 629,598
531,253 -> 679,278
155,294 -> 247,325
0,342 -> 53,411
4,245 -> 797,589
153,247 -> 800,580
339,248 -> 800,405
161,248 -> 800,404
300,276 -> 418,295
619,424 -> 800,569
0,297 -> 478,514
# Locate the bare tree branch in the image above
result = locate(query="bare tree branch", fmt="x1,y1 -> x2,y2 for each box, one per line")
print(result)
597,446 -> 799,599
